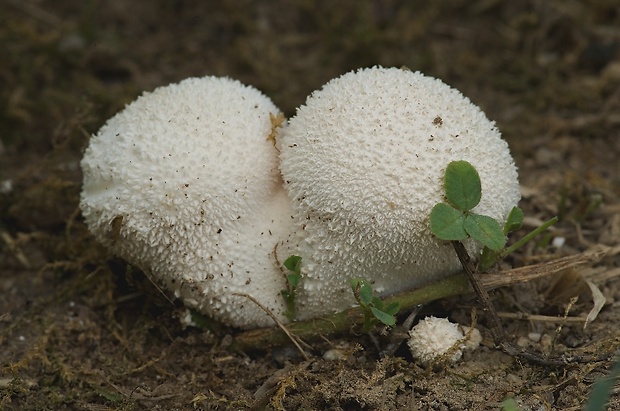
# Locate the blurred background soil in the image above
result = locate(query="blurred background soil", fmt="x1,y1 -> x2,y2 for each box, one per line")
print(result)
1,1 -> 619,410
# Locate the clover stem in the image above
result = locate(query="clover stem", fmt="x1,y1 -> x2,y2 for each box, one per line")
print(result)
499,216 -> 559,259
450,241 -> 506,344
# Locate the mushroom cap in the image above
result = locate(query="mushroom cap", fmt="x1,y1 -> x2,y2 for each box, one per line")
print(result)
407,316 -> 466,365
278,67 -> 520,318
81,76 -> 295,329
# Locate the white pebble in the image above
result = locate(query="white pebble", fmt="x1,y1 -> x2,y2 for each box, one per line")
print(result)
323,349 -> 344,361
528,332 -> 542,343
0,180 -> 12,194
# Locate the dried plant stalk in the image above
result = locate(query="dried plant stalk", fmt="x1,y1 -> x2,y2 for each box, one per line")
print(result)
232,245 -> 617,351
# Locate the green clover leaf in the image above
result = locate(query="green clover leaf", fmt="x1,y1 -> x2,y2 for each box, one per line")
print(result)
444,160 -> 482,211
463,213 -> 506,251
283,255 -> 302,275
370,307 -> 397,327
430,203 -> 467,241
504,206 -> 524,235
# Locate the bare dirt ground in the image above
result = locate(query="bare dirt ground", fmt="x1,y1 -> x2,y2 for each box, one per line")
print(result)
1,1 -> 619,410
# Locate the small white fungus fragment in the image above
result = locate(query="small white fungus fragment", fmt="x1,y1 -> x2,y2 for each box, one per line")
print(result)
407,316 -> 472,365
552,236 -> 566,249
460,325 -> 482,351
179,309 -> 198,329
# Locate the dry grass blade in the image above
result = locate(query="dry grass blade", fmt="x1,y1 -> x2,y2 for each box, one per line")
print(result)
232,293 -> 311,359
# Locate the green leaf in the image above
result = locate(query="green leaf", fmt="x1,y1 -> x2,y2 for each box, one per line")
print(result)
287,274 -> 300,288
350,279 -> 361,302
504,206 -> 524,235
283,255 -> 302,275
430,203 -> 468,241
444,160 -> 482,211
281,256 -> 302,322
372,297 -> 384,311
383,301 -> 401,316
350,278 -> 359,289
370,307 -> 396,327
358,281 -> 374,306
464,214 -> 506,251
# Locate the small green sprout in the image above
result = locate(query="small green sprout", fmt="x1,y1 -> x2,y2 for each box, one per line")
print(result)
350,279 -> 400,332
281,255 -> 302,322
430,160 -> 558,271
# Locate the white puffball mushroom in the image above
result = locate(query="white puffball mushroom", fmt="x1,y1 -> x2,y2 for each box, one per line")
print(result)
407,316 -> 467,365
278,66 -> 520,319
80,76 -> 295,329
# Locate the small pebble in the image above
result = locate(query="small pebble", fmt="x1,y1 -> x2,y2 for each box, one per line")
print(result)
506,373 -> 522,385
323,349 -> 344,361
0,180 -> 12,194
540,334 -> 553,351
528,332 -> 542,343
516,336 -> 530,348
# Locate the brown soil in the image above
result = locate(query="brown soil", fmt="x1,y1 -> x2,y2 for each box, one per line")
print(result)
1,1 -> 619,410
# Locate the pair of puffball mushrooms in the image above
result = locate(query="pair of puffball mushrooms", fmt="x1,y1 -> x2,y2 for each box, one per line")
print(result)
81,67 -> 521,335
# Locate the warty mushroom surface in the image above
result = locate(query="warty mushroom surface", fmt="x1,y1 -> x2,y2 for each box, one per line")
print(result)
80,76 -> 295,329
278,66 -> 521,319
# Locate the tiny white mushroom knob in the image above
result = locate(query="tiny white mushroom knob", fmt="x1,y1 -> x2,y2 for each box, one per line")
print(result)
80,76 -> 295,329
407,316 -> 466,365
